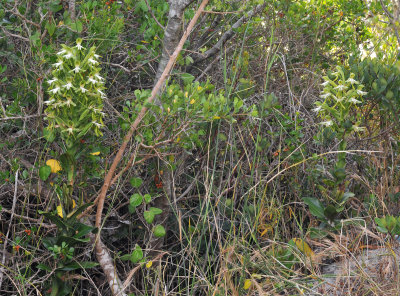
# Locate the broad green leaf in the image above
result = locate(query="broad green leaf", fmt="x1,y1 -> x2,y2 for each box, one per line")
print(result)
181,73 -> 195,84
144,194 -> 151,203
143,211 -> 155,224
70,20 -> 83,33
39,165 -> 52,181
149,207 -> 162,215
303,197 -> 325,219
45,20 -> 56,36
130,177 -> 143,188
43,128 -> 56,142
153,225 -> 166,237
130,244 -> 143,263
130,193 -> 143,208
37,263 -> 51,272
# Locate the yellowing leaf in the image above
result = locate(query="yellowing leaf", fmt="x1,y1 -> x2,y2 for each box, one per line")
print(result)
90,151 -> 100,156
72,199 -> 76,209
293,238 -> 315,258
243,279 -> 252,290
57,205 -> 63,218
213,116 -> 221,120
146,261 -> 153,268
46,159 -> 62,173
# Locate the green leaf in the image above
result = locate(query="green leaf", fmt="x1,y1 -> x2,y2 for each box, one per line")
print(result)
181,73 -> 195,84
129,177 -> 143,188
130,244 -> 143,263
70,20 -> 83,33
120,254 -> 132,261
45,20 -> 56,36
49,2 -> 63,12
303,197 -> 325,220
128,204 -> 136,213
130,193 -> 143,208
37,263 -> 52,272
185,56 -> 194,66
39,211 -> 68,231
39,165 -> 52,181
137,0 -> 148,12
149,207 -> 162,215
144,194 -> 151,203
67,202 -> 94,221
143,211 -> 155,224
153,225 -> 166,237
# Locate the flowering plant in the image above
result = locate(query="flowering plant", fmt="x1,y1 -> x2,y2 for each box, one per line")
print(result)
314,66 -> 367,137
45,38 -> 106,148
303,66 -> 368,230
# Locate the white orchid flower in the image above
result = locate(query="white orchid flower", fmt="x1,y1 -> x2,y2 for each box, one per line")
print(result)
75,39 -> 85,50
88,77 -> 97,84
63,82 -> 73,90
320,120 -> 333,127
312,105 -> 322,113
49,86 -> 61,94
321,80 -> 330,87
44,99 -> 55,105
97,89 -> 106,97
71,65 -> 81,73
53,61 -> 63,68
63,52 -> 74,59
335,84 -> 346,91
66,127 -> 75,134
348,98 -> 362,104
65,98 -> 76,107
94,73 -> 104,81
47,78 -> 58,85
320,93 -> 330,99
346,77 -> 358,84
80,85 -> 88,93
57,49 -> 67,55
356,89 -> 367,96
88,58 -> 98,65
92,121 -> 103,128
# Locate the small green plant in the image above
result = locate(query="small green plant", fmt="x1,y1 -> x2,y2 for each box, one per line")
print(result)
375,215 -> 400,237
304,66 -> 367,231
38,38 -> 105,295
38,203 -> 98,296
43,37 -> 106,201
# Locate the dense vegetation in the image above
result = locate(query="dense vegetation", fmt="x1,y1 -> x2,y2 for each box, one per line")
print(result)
1,0 -> 400,295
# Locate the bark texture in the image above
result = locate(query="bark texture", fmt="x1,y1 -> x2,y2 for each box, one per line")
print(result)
148,0 -> 193,255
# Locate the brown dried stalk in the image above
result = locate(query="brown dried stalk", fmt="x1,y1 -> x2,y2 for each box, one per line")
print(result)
93,1 -> 210,295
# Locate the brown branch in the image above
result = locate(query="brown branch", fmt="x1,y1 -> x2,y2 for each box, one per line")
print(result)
191,4 -> 265,64
93,1 -> 209,294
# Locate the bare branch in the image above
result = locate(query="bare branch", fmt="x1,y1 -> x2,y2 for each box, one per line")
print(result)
93,1 -> 210,294
192,4 -> 265,64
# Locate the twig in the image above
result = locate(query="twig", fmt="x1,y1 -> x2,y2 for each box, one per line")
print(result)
143,0 -> 165,30
0,114 -> 43,121
192,4 -> 265,64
